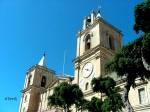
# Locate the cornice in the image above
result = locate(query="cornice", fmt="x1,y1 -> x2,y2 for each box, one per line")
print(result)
21,85 -> 45,93
133,103 -> 150,111
99,17 -> 122,34
73,44 -> 115,63
26,64 -> 55,75
116,77 -> 149,86
46,76 -> 73,90
83,90 -> 94,96
73,45 -> 100,63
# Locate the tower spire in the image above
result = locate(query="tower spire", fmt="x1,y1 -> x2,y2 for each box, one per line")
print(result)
97,5 -> 101,17
38,53 -> 46,67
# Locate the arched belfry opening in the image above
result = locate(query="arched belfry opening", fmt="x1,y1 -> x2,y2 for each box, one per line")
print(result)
27,75 -> 32,87
41,76 -> 46,87
85,34 -> 91,51
86,15 -> 91,26
109,36 -> 115,51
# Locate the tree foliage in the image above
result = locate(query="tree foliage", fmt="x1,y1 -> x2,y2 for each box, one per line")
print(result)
104,0 -> 150,86
142,32 -> 150,67
83,76 -> 124,112
91,76 -> 116,95
48,82 -> 84,112
104,0 -> 150,111
83,97 -> 103,112
102,87 -> 124,112
76,98 -> 88,111
104,30 -> 150,112
104,34 -> 150,86
134,0 -> 150,34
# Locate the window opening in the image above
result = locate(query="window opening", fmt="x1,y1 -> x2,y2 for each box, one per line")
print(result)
139,88 -> 147,104
25,95 -> 27,102
27,75 -> 31,87
41,76 -> 46,87
85,35 -> 91,51
109,36 -> 115,51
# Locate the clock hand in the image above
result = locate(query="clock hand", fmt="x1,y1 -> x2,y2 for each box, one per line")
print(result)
80,79 -> 83,83
85,68 -> 89,71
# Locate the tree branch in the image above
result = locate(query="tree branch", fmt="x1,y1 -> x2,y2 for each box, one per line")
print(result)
141,49 -> 150,71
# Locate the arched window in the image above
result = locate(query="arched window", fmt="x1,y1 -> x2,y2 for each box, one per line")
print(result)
85,82 -> 89,90
41,76 -> 46,87
85,34 -> 91,51
109,36 -> 115,51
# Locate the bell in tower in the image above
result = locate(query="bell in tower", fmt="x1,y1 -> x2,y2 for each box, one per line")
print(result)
87,15 -> 91,26
73,7 -> 123,87
41,76 -> 46,87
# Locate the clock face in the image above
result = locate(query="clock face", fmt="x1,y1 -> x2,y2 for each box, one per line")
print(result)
82,63 -> 93,78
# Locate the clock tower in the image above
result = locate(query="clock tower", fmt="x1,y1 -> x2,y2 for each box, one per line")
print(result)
73,9 -> 123,98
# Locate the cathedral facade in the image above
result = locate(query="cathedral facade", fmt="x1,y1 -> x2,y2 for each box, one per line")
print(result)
19,9 -> 150,112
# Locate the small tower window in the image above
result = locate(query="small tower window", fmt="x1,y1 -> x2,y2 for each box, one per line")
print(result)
85,82 -> 89,90
24,95 -> 27,102
27,75 -> 32,87
23,107 -> 25,112
41,76 -> 46,87
85,34 -> 91,51
109,36 -> 115,51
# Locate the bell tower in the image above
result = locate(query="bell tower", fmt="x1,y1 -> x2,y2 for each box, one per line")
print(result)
19,54 -> 56,112
73,8 -> 123,94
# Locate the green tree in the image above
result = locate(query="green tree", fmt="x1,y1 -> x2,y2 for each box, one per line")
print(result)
76,98 -> 88,112
102,87 -> 124,112
104,34 -> 150,112
104,1 -> 150,112
84,97 -> 103,112
134,0 -> 150,34
48,82 -> 84,112
83,76 -> 124,112
134,0 -> 150,71
92,76 -> 116,96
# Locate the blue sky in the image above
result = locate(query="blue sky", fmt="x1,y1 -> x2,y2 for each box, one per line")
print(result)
0,0 -> 145,112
